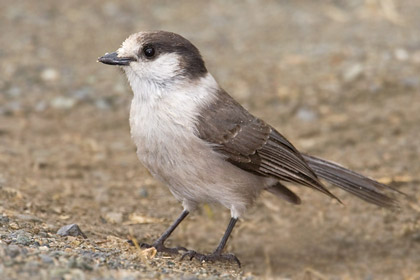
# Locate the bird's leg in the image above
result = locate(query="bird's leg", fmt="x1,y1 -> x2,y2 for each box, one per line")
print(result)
181,217 -> 241,267
141,210 -> 189,255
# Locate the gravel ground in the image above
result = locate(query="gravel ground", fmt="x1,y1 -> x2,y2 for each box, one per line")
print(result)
1,0 -> 420,279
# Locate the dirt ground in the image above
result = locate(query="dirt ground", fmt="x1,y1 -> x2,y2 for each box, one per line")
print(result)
1,0 -> 419,279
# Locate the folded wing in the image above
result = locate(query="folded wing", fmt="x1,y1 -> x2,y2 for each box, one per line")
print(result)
196,89 -> 340,202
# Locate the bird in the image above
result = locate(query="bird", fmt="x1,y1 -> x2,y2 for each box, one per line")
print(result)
98,31 -> 403,267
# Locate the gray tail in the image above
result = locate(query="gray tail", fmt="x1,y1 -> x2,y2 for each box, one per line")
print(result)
302,154 -> 404,208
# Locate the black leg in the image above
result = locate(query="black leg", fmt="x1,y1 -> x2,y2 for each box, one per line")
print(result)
214,217 -> 237,254
141,210 -> 189,254
181,217 -> 241,267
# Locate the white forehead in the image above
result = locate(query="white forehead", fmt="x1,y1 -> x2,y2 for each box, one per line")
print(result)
117,32 -> 147,57
123,32 -> 144,49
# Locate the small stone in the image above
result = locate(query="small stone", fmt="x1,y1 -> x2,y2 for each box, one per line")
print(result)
41,68 -> 59,82
16,231 -> 32,246
0,215 -> 10,224
34,101 -> 48,112
94,98 -> 112,110
342,63 -> 363,82
6,244 -> 20,258
394,48 -> 409,61
296,107 -> 318,122
50,97 -> 76,110
39,246 -> 49,252
138,187 -> 149,198
57,224 -> 87,238
39,254 -> 54,264
9,222 -> 19,230
16,214 -> 42,223
7,86 -> 21,97
71,87 -> 92,101
104,212 -> 123,224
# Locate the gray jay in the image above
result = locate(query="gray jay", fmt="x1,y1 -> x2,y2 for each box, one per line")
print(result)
98,31 -> 402,266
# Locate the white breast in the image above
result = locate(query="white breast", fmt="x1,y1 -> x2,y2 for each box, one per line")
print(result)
127,72 -> 274,218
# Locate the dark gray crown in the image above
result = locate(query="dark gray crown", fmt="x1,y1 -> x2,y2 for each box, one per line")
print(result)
140,31 -> 208,80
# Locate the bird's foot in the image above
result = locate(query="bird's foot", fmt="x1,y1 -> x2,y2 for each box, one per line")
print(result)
140,242 -> 187,255
181,250 -> 241,267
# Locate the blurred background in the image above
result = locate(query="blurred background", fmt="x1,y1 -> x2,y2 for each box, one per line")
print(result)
0,0 -> 419,279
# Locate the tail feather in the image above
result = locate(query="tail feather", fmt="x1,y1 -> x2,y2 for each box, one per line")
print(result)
302,154 -> 403,208
266,182 -> 301,205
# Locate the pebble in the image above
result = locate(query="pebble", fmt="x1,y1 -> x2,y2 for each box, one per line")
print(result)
50,97 -> 77,110
16,214 -> 42,223
6,86 -> 21,97
9,222 -> 19,230
296,107 -> 318,122
57,224 -> 87,238
39,254 -> 54,264
0,215 -> 10,224
71,87 -> 92,101
394,48 -> 409,61
6,244 -> 21,258
39,246 -> 49,252
40,68 -> 59,82
34,101 -> 48,112
138,187 -> 149,198
342,63 -> 363,82
104,212 -> 123,224
15,231 -> 33,246
94,98 -> 112,110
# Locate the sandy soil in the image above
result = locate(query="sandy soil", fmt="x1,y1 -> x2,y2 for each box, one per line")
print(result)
1,1 -> 419,279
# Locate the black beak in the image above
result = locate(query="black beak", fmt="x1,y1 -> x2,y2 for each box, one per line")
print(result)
98,52 -> 136,66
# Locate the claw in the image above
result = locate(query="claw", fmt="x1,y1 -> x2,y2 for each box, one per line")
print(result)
140,242 -> 152,249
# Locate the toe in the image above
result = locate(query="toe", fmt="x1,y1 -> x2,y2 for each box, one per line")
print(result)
140,242 -> 152,249
181,250 -> 195,261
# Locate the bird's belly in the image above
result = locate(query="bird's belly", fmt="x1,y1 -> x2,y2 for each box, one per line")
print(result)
129,98 -> 275,216
131,122 -> 272,214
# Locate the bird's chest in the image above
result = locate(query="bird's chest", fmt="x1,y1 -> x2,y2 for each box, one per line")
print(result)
128,97 -> 200,180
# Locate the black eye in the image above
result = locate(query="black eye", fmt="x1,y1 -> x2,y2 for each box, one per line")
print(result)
143,46 -> 155,58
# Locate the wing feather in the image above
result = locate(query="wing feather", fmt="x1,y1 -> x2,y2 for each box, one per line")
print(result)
196,89 -> 340,201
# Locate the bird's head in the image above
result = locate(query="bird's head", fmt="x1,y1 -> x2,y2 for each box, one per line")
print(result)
99,31 -> 208,89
